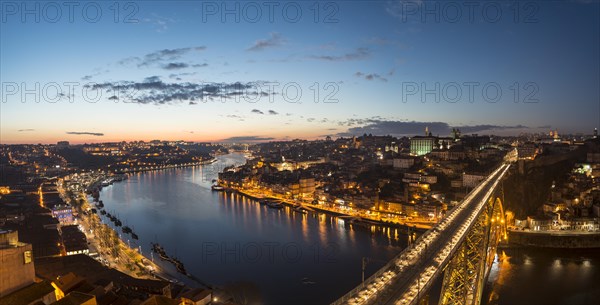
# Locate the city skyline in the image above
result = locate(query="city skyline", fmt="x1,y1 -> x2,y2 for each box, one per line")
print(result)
1,1 -> 599,144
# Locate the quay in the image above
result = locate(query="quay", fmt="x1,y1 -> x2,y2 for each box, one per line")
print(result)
222,187 -> 430,233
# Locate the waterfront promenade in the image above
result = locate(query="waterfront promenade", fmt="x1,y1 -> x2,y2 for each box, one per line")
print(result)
58,176 -> 183,284
227,187 -> 435,231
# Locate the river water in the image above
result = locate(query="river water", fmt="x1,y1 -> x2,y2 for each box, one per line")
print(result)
482,247 -> 600,305
98,153 -> 600,304
98,153 -> 405,304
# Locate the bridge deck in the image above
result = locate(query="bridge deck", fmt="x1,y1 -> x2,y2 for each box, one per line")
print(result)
332,163 -> 511,305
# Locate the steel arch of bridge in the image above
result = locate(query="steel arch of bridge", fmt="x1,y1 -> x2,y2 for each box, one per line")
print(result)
438,197 -> 507,305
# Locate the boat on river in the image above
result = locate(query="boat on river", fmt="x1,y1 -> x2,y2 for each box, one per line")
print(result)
211,184 -> 225,191
265,200 -> 284,209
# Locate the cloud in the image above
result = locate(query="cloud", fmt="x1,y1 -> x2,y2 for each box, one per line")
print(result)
268,110 -> 278,115
355,72 -> 388,82
80,69 -> 108,81
118,47 -> 206,68
225,114 -> 245,121
251,109 -> 264,114
117,56 -> 140,66
221,136 -> 275,142
192,63 -> 208,68
18,129 -> 35,132
163,62 -> 189,70
458,125 -> 527,134
246,33 -> 285,51
66,131 -> 104,136
86,79 -> 272,105
338,120 -> 529,137
309,47 -> 370,61
144,76 -> 161,82
141,14 -> 177,33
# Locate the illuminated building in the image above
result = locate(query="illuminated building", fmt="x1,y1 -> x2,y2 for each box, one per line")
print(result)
0,230 -> 35,297
410,136 -> 436,156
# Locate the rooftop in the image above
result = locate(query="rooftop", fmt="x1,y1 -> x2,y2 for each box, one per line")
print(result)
0,281 -> 55,305
52,291 -> 95,305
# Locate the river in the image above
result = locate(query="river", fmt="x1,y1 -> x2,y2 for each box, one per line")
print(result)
97,153 -> 405,304
98,153 -> 600,305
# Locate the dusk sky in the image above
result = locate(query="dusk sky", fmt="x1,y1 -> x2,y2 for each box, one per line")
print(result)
1,0 -> 599,144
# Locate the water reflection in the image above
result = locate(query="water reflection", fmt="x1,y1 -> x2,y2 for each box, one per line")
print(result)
483,248 -> 600,305
99,153 -> 404,305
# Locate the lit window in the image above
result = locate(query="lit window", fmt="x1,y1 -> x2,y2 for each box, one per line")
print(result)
24,251 -> 32,264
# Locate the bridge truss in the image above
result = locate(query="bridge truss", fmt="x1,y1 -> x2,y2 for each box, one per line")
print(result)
438,196 -> 507,305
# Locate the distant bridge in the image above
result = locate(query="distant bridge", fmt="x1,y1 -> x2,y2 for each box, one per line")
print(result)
332,162 -> 512,305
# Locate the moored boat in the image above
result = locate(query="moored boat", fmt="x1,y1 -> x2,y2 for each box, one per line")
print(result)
211,184 -> 225,191
266,200 -> 284,209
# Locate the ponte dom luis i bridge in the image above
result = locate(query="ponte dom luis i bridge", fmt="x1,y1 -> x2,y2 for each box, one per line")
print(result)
333,161 -> 513,305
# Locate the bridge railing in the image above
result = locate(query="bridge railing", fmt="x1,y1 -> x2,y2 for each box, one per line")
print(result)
331,163 -> 510,305
331,261 -> 388,305
331,191 -> 478,305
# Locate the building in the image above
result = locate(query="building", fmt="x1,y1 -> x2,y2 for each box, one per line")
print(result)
180,287 -> 212,305
527,216 -> 553,231
53,291 -> 96,305
51,205 -> 74,224
410,136 -> 436,156
517,142 -> 537,159
392,158 -> 414,169
60,226 -> 89,256
56,141 -> 70,149
0,281 -> 57,305
0,230 -> 35,297
462,173 -> 486,188
140,295 -> 179,305
299,178 -> 316,200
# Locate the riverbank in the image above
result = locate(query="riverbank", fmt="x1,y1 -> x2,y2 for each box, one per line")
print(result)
505,229 -> 600,248
225,187 -> 430,233
81,195 -> 182,282
59,175 -> 187,285
80,153 -> 409,305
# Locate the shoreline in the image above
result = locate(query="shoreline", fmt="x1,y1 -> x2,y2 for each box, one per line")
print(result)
85,168 -> 221,289
224,187 -> 430,233
502,229 -> 600,249
67,176 -> 190,286
83,195 -> 183,283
